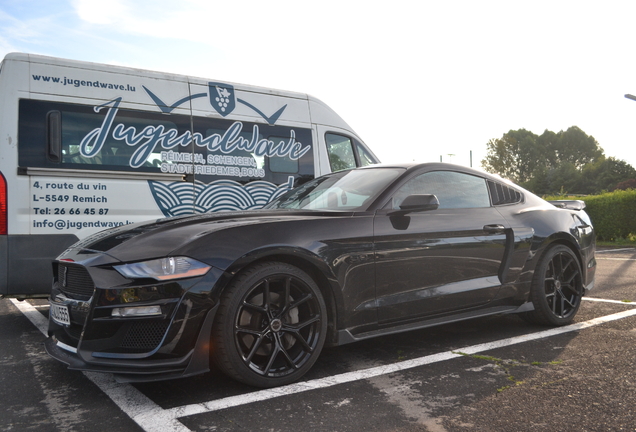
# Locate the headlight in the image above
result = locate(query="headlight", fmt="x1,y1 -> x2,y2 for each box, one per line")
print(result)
114,257 -> 210,280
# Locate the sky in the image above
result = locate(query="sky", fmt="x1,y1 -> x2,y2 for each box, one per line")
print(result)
2,0 -> 636,170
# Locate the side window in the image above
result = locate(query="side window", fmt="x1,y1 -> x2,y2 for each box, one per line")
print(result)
392,171 -> 491,209
19,99 -> 315,185
205,126 -> 262,173
267,135 -> 298,174
325,133 -> 379,172
192,117 -> 314,185
62,112 -> 178,168
356,142 -> 376,167
326,133 -> 356,172
18,99 -> 192,173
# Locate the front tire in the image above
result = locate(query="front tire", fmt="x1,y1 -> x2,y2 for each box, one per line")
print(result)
523,245 -> 583,326
212,262 -> 327,387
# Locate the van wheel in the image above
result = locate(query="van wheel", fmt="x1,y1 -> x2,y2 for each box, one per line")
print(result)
212,262 -> 327,388
522,245 -> 583,326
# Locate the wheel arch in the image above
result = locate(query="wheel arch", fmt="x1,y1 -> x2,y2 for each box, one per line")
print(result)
214,247 -> 343,346
521,236 -> 585,326
528,232 -> 586,296
538,233 -> 585,282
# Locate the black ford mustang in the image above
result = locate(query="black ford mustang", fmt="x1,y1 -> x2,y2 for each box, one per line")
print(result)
45,163 -> 596,388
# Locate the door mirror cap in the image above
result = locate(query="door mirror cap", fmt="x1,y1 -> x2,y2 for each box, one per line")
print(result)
390,194 -> 440,215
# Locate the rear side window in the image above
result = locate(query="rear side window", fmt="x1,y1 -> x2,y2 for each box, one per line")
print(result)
267,135 -> 299,174
487,180 -> 523,205
19,99 -> 190,174
18,99 -> 314,185
61,111 -> 178,168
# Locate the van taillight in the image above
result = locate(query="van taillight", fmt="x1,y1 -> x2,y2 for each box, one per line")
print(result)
0,172 -> 7,235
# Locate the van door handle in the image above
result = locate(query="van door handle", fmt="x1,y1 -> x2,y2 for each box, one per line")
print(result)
483,224 -> 506,233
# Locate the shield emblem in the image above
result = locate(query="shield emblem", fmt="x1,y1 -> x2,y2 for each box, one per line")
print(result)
208,82 -> 236,116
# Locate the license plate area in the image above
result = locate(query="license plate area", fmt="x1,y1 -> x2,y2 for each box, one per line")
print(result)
50,303 -> 71,326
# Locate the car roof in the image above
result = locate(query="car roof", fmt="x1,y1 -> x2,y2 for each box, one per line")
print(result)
359,162 -> 492,178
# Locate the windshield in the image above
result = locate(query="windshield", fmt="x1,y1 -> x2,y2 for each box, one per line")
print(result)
265,168 -> 404,211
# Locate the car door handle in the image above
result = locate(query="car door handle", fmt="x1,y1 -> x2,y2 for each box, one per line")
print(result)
483,224 -> 506,233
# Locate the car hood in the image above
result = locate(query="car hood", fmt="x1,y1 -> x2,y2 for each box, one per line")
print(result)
59,209 -> 353,265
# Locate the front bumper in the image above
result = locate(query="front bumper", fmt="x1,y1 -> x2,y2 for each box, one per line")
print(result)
45,303 -> 218,383
45,260 -> 225,383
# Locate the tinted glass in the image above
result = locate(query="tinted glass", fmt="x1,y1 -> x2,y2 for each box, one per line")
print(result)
268,135 -> 299,174
18,99 -> 314,186
356,142 -> 377,167
266,168 -> 404,211
392,171 -> 490,209
62,112 -> 177,168
192,118 -> 313,185
325,133 -> 356,172
18,99 -> 191,173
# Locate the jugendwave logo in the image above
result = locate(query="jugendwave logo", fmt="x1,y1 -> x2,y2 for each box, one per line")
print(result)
148,176 -> 294,217
78,98 -> 310,169
143,82 -> 287,125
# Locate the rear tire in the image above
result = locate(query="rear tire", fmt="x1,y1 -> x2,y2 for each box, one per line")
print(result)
522,245 -> 583,326
211,262 -> 327,388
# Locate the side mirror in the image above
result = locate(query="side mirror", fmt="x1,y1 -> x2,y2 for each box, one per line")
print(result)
389,194 -> 439,215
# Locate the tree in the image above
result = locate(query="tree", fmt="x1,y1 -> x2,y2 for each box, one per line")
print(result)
481,129 -> 543,183
615,178 -> 636,190
581,157 -> 636,193
481,126 -> 630,195
553,126 -> 604,168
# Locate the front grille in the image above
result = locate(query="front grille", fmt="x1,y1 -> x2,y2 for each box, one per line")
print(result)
120,320 -> 170,352
58,263 -> 95,301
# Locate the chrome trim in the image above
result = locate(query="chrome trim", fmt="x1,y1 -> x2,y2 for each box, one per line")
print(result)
21,167 -> 185,181
49,302 -> 71,326
56,340 -> 78,354
53,293 -> 91,313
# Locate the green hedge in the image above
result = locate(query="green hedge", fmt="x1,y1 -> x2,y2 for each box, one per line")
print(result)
544,190 -> 636,241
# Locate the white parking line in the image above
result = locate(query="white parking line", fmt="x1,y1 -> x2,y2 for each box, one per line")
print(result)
583,297 -> 634,305
596,257 -> 636,261
10,298 -> 636,431
165,306 -> 636,418
10,298 -> 49,333
596,248 -> 635,253
9,298 -> 190,432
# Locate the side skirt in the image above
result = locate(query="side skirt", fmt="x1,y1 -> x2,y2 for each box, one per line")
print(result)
337,302 -> 534,346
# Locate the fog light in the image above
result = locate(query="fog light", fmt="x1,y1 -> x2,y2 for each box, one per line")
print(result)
120,288 -> 139,303
111,305 -> 162,317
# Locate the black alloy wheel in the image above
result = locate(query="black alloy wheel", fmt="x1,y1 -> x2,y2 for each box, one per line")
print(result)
523,245 -> 583,326
212,262 -> 327,388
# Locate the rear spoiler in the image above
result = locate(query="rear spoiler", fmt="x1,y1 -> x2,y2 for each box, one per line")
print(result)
548,200 -> 586,211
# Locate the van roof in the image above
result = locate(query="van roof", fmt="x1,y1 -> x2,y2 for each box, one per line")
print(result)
3,52 -> 309,100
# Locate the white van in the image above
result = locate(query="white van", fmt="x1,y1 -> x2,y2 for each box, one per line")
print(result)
0,53 -> 379,298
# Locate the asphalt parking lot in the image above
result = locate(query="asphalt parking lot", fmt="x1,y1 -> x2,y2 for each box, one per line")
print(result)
2,248 -> 635,432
